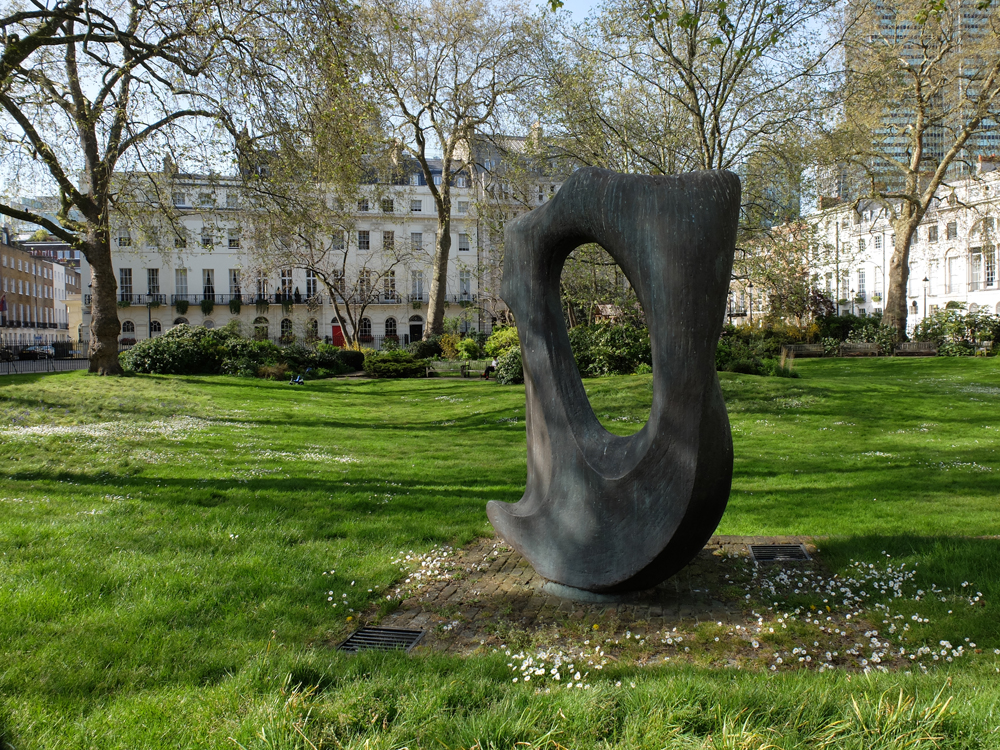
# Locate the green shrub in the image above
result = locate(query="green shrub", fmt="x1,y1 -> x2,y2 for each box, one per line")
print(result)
846,317 -> 898,353
229,298 -> 241,314
175,299 -> 189,315
590,323 -> 650,375
281,342 -> 316,372
635,362 -> 652,375
484,326 -> 519,358
815,313 -> 864,341
119,325 -> 224,374
219,339 -> 282,378
938,341 -> 975,357
337,348 -> 365,371
407,337 -> 443,359
913,307 -> 1000,350
314,343 -> 344,369
456,337 -> 481,360
200,299 -> 214,316
567,326 -> 596,375
566,323 -> 651,377
439,333 -> 460,359
304,367 -> 339,380
362,350 -> 426,378
494,347 -> 523,385
726,357 -> 767,376
119,324 -> 345,378
467,331 -> 489,349
715,322 -> 818,376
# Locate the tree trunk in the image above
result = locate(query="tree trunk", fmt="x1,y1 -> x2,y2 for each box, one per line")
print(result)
82,229 -> 123,375
883,221 -> 916,341
426,215 -> 452,337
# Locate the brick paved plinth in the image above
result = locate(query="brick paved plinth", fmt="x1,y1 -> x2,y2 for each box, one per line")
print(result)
376,534 -> 816,655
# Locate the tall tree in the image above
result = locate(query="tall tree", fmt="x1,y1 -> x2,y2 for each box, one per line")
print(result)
820,0 -> 1000,338
530,0 -> 844,313
352,0 -> 533,337
229,0 -> 396,347
0,0 -> 264,373
535,0 -> 842,176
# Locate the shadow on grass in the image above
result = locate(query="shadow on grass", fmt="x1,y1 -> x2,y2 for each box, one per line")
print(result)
4,467 -> 518,540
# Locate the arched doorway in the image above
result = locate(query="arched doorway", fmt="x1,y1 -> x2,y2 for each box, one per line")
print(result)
330,317 -> 344,347
253,316 -> 269,341
408,314 -> 423,341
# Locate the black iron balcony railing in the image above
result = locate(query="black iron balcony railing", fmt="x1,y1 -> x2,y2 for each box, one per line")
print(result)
86,293 -> 168,306
82,290 -> 478,309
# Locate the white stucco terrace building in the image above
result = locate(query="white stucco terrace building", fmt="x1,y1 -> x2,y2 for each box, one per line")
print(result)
807,162 -> 1000,329
80,160 -> 520,347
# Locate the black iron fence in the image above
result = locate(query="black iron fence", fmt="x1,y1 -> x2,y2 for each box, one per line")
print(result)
0,341 -> 90,374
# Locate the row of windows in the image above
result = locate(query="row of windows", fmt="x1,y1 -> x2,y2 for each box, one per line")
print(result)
118,227 -> 475,251
849,218 -> 994,258
118,229 -> 241,249
821,248 -> 998,299
171,191 -> 240,209
118,267 -> 473,297
1,277 -> 55,299
356,198 -> 470,214
170,181 -> 475,216
2,304 -> 59,325
355,231 -> 470,251
1,254 -> 55,278
119,268 -> 323,298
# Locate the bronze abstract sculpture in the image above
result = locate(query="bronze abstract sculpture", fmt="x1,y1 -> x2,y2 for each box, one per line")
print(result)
487,167 -> 740,593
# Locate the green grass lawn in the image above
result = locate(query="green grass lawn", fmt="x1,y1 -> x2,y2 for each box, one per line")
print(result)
1,359 -> 999,749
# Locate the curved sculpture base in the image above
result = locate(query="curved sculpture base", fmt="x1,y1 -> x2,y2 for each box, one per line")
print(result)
540,580 -> 642,604
488,167 -> 740,593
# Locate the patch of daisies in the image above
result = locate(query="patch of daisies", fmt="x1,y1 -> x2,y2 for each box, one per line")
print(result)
384,546 -> 457,601
322,569 -> 376,616
501,643 -> 609,689
493,552 -> 994,679
741,552 -> 989,674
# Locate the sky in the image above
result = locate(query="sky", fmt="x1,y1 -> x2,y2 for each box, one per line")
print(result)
536,0 -> 601,21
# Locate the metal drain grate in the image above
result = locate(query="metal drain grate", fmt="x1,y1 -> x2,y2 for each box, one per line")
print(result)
749,543 -> 811,563
337,627 -> 425,653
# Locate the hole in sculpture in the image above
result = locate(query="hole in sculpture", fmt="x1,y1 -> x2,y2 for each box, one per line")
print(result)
560,243 -> 652,436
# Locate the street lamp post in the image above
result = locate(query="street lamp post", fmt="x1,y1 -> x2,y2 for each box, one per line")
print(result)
922,277 -> 929,324
748,281 -> 754,326
850,288 -> 855,315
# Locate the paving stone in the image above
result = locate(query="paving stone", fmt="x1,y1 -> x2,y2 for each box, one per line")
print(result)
360,533 -> 828,659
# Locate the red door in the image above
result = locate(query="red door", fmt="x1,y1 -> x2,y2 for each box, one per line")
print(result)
331,324 -> 345,347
